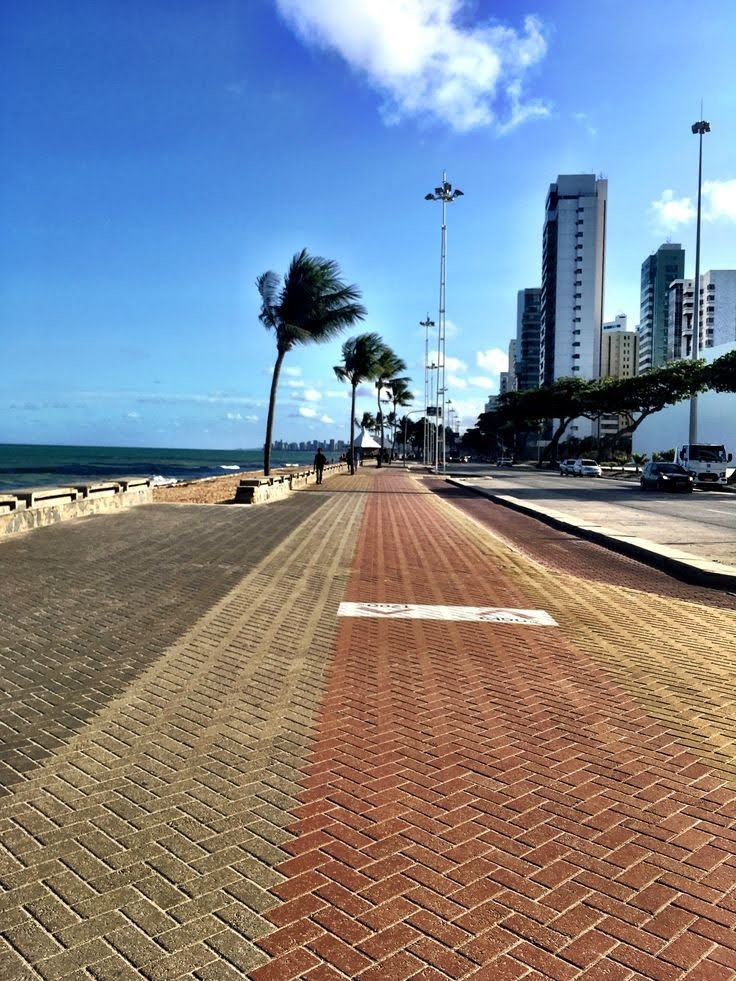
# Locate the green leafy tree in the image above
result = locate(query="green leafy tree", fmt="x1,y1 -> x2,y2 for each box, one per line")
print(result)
334,332 -> 385,475
374,348 -> 407,467
705,350 -> 736,392
497,378 -> 594,465
599,360 -> 707,453
257,249 -> 365,476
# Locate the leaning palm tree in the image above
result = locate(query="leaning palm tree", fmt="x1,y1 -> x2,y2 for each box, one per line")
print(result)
374,347 -> 407,467
258,249 -> 366,475
334,333 -> 384,475
388,376 -> 414,460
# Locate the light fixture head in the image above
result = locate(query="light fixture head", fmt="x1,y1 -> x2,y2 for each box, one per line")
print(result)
453,189 -> 464,198
424,193 -> 435,201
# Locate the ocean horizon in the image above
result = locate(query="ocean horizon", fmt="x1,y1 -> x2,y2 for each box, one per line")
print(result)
0,443 -> 325,494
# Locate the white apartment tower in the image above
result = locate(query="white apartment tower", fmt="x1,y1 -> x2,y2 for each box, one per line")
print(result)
668,270 -> 736,360
540,175 -> 607,388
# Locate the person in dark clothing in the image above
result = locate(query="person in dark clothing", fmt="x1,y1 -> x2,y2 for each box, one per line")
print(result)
313,447 -> 327,484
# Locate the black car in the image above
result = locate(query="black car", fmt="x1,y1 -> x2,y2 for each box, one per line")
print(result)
640,462 -> 694,493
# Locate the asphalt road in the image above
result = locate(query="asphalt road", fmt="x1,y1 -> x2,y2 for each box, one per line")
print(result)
444,465 -> 736,565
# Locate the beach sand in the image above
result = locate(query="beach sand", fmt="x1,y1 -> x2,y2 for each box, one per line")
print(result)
152,468 -> 311,505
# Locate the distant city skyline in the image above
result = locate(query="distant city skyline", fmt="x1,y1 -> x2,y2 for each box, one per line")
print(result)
3,1 -> 736,449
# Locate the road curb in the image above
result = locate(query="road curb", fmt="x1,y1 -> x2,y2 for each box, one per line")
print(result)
447,478 -> 736,591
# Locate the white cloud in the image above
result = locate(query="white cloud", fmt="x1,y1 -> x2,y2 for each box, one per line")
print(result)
299,406 -> 318,418
447,374 -> 467,389
133,392 -> 262,407
284,366 -> 302,376
320,414 -> 335,424
468,375 -> 493,388
356,384 -> 374,397
703,178 -> 736,221
325,389 -> 349,399
245,414 -> 258,422
650,189 -> 695,229
651,179 -> 736,230
225,412 -> 242,421
274,0 -> 549,132
429,352 -> 467,372
476,348 -> 508,374
303,388 -> 321,401
126,411 -> 141,419
286,378 -> 305,388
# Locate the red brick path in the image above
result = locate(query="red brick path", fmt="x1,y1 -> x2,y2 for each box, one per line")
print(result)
255,468 -> 736,980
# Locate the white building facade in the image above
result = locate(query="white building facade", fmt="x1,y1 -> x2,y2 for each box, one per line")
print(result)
668,270 -> 736,361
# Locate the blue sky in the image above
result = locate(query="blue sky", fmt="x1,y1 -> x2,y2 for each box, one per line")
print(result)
3,0 -> 735,449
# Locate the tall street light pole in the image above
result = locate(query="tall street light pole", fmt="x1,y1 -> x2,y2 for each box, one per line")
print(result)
425,172 -> 463,473
420,315 -> 435,467
689,115 -> 710,445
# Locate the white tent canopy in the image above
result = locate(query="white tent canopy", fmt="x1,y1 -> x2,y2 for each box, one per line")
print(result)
353,428 -> 380,449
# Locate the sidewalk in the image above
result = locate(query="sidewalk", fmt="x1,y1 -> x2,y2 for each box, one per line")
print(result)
445,472 -> 736,590
1,467 -> 735,980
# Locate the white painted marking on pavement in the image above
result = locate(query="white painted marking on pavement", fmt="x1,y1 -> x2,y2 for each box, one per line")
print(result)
338,602 -> 557,626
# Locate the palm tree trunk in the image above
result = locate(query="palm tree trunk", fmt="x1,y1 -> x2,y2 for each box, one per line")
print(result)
349,382 -> 358,475
376,384 -> 384,468
263,349 -> 285,477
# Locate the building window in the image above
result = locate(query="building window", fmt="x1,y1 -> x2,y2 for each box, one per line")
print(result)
572,329 -> 581,335
572,342 -> 581,347
572,354 -> 580,360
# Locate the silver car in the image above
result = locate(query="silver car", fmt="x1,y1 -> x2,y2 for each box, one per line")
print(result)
573,458 -> 602,477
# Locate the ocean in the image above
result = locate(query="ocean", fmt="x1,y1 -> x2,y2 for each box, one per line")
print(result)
0,444 -> 321,494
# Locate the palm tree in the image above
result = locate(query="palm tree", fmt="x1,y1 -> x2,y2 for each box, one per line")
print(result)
374,347 -> 407,467
257,249 -> 366,476
358,411 -> 377,435
334,333 -> 384,475
388,377 -> 414,460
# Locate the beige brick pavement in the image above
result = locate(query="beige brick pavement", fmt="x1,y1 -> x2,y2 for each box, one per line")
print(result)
0,484 -> 370,978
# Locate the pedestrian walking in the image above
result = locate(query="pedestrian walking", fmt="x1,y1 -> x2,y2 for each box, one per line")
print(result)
313,447 -> 327,484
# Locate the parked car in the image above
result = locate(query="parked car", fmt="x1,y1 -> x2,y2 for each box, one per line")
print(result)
640,461 -> 694,493
572,458 -> 602,477
496,457 -> 514,467
558,459 -> 577,476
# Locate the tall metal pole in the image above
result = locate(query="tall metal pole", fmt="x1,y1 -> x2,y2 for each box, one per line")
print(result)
689,115 -> 710,445
438,184 -> 447,473
424,173 -> 463,473
420,315 -> 434,466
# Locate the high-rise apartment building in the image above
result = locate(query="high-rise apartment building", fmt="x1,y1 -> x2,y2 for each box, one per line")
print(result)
515,288 -> 541,391
668,270 -> 736,360
638,243 -> 685,371
540,175 -> 607,389
601,321 -> 638,379
507,339 -> 517,392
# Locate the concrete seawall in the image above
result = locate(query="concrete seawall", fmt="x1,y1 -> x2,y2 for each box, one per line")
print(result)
234,462 -> 348,503
0,479 -> 152,538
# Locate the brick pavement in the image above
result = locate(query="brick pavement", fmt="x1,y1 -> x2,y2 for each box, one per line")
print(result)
1,467 -> 735,979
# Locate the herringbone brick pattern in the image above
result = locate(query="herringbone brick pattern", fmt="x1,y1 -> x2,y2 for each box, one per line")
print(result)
0,481 -> 370,979
255,468 -> 736,979
430,480 -> 736,611
2,467 -> 735,979
0,501 -> 329,796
